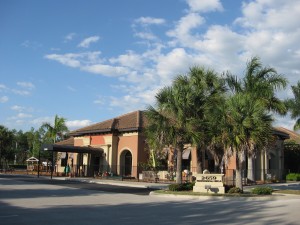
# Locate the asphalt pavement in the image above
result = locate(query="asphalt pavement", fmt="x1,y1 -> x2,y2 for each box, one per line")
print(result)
1,174 -> 300,225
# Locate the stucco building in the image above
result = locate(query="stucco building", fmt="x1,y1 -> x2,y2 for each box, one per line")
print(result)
53,111 -> 148,178
53,110 -> 290,183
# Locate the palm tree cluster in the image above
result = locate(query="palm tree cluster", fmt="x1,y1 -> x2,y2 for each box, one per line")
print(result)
145,57 -> 289,189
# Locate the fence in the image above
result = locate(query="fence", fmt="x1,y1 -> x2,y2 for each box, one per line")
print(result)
4,162 -> 290,185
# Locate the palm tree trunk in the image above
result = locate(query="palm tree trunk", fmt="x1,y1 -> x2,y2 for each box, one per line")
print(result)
235,152 -> 244,191
214,159 -> 219,173
202,148 -> 206,171
196,146 -> 204,173
176,147 -> 183,184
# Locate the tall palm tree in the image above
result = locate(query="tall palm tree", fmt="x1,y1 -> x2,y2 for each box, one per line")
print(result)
285,81 -> 300,131
146,66 -> 225,183
226,56 -> 287,181
146,75 -> 202,184
222,93 -> 273,190
41,115 -> 69,143
188,67 -> 226,173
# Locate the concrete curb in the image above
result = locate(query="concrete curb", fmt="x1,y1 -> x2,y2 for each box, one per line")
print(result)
149,191 -> 300,201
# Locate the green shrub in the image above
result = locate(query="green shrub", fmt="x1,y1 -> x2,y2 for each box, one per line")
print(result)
8,164 -> 27,170
168,182 -> 194,191
251,186 -> 273,195
228,187 -> 243,194
286,173 -> 300,181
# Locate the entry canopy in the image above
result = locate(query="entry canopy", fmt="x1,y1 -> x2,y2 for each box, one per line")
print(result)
26,157 -> 39,162
41,137 -> 103,154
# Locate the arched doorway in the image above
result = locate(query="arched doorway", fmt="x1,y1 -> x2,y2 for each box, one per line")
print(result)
120,150 -> 132,176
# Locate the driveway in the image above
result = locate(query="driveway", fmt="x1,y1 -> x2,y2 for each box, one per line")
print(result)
1,175 -> 300,225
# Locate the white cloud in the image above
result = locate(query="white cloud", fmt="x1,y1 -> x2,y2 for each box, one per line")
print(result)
186,0 -> 223,12
21,40 -> 42,49
134,32 -> 158,41
110,51 -> 144,69
0,84 -> 8,91
11,89 -> 30,96
235,0 -> 300,31
42,0 -> 300,132
66,120 -> 92,130
11,105 -> 25,111
109,95 -> 141,112
93,96 -> 105,105
67,86 -> 76,92
64,33 -> 76,42
0,96 -> 8,103
45,53 -> 82,68
166,13 -> 204,48
132,17 -> 165,42
82,64 -> 130,77
8,113 -> 33,120
78,36 -> 100,48
134,17 -> 166,26
17,82 -> 35,90
156,48 -> 195,84
17,113 -> 32,118
30,116 -> 53,126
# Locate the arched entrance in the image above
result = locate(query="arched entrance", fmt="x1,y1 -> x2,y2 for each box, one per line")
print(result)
120,150 -> 132,177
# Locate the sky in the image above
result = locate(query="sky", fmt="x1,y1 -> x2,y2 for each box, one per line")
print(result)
1,0 -> 300,132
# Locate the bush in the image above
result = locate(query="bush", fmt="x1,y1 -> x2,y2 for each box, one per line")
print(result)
228,187 -> 243,194
251,186 -> 273,195
286,173 -> 300,181
168,182 -> 194,191
8,164 -> 27,170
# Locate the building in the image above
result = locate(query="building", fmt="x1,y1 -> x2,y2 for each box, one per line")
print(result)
53,111 -> 148,178
52,110 -> 290,183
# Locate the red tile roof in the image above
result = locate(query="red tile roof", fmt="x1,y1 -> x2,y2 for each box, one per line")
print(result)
274,127 -> 300,143
54,137 -> 74,146
70,110 -> 147,136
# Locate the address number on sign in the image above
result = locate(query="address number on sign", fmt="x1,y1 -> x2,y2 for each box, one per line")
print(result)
201,176 -> 217,181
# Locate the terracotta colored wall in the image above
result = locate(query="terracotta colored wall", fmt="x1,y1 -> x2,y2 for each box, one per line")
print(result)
227,153 -> 237,170
118,135 -> 139,165
74,138 -> 84,146
90,135 -> 108,145
137,134 -> 148,163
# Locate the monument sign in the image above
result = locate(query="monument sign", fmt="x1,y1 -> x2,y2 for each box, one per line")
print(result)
193,173 -> 225,194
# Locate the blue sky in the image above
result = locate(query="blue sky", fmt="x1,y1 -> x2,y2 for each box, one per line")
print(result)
1,0 -> 300,132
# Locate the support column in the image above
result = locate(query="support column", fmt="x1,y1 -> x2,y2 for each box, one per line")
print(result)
261,152 -> 265,181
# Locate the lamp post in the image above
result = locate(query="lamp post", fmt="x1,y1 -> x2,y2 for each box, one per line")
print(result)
37,147 -> 40,178
0,137 -> 2,171
41,144 -> 54,179
50,148 -> 54,179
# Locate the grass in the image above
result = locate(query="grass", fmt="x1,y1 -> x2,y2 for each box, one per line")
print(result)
273,190 -> 300,195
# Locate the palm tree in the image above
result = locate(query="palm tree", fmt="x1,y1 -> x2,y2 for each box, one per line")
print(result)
226,56 -> 287,181
41,115 -> 69,143
285,81 -> 300,131
188,67 -> 226,173
222,93 -> 273,190
146,66 -> 225,183
146,75 -> 202,184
